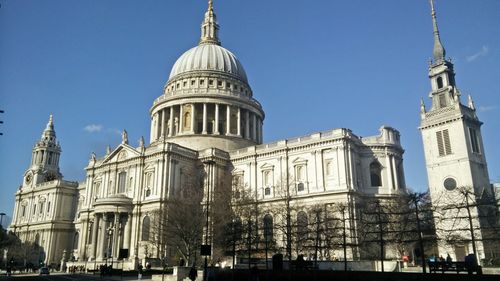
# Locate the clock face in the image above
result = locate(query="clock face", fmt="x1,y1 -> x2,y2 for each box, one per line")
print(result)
25,174 -> 32,184
444,177 -> 457,191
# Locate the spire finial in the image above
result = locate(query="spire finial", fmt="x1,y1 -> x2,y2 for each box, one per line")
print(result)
420,98 -> 427,114
430,0 -> 446,63
199,0 -> 220,45
46,114 -> 54,130
468,95 -> 476,110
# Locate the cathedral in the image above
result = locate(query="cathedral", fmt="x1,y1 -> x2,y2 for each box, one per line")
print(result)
8,0 -> 497,269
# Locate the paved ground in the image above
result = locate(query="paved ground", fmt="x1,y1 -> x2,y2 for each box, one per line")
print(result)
0,273 -> 145,281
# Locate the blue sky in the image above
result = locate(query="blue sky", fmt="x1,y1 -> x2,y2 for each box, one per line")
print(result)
1,0 -> 499,225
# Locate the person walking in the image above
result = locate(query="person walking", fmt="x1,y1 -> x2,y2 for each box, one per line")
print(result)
189,265 -> 197,281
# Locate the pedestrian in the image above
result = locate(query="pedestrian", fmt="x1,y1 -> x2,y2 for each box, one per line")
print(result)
250,265 -> 259,281
138,264 -> 143,280
446,254 -> 452,265
188,265 -> 197,281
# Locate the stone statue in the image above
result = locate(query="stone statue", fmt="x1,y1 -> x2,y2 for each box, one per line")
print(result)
122,129 -> 128,144
139,136 -> 145,148
91,152 -> 96,161
106,145 -> 111,155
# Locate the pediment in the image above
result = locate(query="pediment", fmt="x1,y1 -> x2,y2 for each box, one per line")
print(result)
292,157 -> 308,164
231,168 -> 244,175
260,163 -> 274,170
102,144 -> 141,164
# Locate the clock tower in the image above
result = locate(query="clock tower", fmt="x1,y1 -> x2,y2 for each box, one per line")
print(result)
420,0 -> 494,261
22,115 -> 63,189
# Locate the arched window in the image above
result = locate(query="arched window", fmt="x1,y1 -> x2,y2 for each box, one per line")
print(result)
264,187 -> 271,196
233,217 -> 243,240
437,76 -> 444,89
73,232 -> 80,250
263,214 -> 274,241
184,112 -> 191,130
370,161 -> 382,187
297,211 -> 308,241
141,216 -> 151,241
34,233 -> 40,245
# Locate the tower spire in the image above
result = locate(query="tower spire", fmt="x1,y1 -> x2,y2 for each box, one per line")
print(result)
430,0 -> 446,63
199,0 -> 220,45
42,114 -> 56,141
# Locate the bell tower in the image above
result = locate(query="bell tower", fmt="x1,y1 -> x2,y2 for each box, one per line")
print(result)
22,115 -> 63,189
419,0 -> 493,261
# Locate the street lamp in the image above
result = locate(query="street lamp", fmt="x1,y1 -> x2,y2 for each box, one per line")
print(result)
107,226 -> 114,268
0,213 -> 6,229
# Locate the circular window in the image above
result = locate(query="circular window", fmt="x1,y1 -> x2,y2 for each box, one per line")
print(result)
443,178 -> 457,191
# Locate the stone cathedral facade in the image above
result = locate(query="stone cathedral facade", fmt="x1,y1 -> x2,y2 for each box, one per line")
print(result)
9,2 -> 406,268
8,1 -> 496,269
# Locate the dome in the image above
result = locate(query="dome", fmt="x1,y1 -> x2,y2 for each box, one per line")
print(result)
168,44 -> 248,83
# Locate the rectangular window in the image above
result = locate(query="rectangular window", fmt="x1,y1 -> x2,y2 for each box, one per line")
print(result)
118,172 -> 127,193
263,170 -> 272,187
22,205 -> 26,217
443,129 -> 452,155
436,129 -> 452,156
469,128 -> 480,153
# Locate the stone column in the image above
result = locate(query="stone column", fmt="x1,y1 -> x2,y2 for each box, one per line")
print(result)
150,113 -> 156,142
256,117 -> 260,143
123,213 -> 131,250
191,104 -> 196,133
113,213 -> 120,258
91,214 -> 99,259
237,107 -> 241,137
202,103 -> 207,134
385,154 -> 394,189
252,114 -> 257,142
160,110 -> 165,138
179,105 -> 184,134
98,213 -> 108,259
245,110 -> 250,140
259,119 -> 263,143
391,156 -> 399,190
168,107 -> 174,137
226,105 -> 231,135
214,104 -> 220,134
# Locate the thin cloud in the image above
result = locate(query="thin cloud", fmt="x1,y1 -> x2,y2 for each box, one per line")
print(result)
478,105 -> 497,112
83,124 -> 103,133
108,128 -> 122,136
466,46 -> 489,62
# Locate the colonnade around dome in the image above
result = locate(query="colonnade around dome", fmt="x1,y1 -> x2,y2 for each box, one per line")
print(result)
150,102 -> 263,144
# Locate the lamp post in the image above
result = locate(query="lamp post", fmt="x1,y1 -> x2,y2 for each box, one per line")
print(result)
231,217 -> 236,281
0,213 -> 6,229
107,225 -> 114,268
